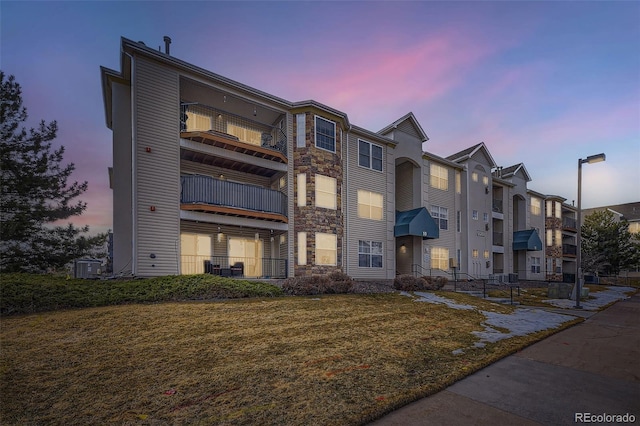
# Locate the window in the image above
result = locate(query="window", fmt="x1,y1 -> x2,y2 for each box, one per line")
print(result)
431,205 -> 448,230
315,174 -> 336,209
531,257 -> 541,273
358,190 -> 383,220
483,212 -> 489,223
546,229 -> 553,247
279,176 -> 286,189
315,116 -> 336,152
472,249 -> 479,258
531,197 -> 541,216
297,232 -> 307,265
472,172 -> 478,182
296,113 -> 306,148
456,210 -> 461,232
555,230 -> 561,247
431,247 -> 449,270
629,222 -> 640,234
457,249 -> 461,268
554,201 -> 561,219
546,258 -> 553,274
430,163 -> 448,190
358,140 -> 383,171
472,210 -> 478,220
297,174 -> 306,207
482,175 -> 489,185
456,171 -> 461,194
358,240 -> 383,268
484,250 -> 490,259
316,233 -> 337,265
546,200 -> 553,218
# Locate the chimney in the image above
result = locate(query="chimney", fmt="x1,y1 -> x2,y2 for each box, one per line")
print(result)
163,36 -> 172,55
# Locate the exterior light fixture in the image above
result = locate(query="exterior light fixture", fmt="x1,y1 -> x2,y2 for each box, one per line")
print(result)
575,153 -> 605,309
217,227 -> 223,243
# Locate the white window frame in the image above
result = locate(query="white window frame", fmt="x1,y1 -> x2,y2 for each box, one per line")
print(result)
358,240 -> 383,268
315,174 -> 336,210
472,210 -> 478,220
431,247 -> 449,270
531,197 -> 541,216
431,205 -> 448,230
430,163 -> 449,191
358,139 -> 383,172
316,233 -> 337,266
472,249 -> 479,258
472,172 -> 479,182
531,257 -> 541,273
357,190 -> 383,220
314,115 -> 336,153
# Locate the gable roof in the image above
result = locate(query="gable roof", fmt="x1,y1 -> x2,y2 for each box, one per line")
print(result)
446,142 -> 498,168
500,163 -> 532,182
378,112 -> 429,142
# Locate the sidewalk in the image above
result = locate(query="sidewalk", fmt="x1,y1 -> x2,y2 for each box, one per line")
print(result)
370,292 -> 640,425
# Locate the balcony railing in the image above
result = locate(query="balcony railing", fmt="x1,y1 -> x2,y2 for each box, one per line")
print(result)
562,217 -> 577,230
181,255 -> 287,279
180,102 -> 287,156
493,231 -> 504,246
181,174 -> 287,218
492,199 -> 503,213
562,244 -> 577,256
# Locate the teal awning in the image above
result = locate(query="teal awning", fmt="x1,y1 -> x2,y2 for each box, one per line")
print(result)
394,208 -> 439,239
513,229 -> 543,251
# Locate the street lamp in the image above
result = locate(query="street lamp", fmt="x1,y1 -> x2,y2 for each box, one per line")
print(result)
575,153 -> 606,309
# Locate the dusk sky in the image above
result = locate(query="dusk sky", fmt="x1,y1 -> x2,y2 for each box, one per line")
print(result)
2,1 -> 639,235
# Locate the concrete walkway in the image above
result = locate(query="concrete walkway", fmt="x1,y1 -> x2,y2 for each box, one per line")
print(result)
370,292 -> 640,425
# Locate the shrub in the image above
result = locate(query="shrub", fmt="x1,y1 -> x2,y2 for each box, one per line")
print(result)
281,270 -> 354,295
393,274 -> 427,291
393,275 -> 448,291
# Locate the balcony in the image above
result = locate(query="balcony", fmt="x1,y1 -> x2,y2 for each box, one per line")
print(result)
493,231 -> 504,246
562,217 -> 577,231
562,243 -> 577,257
181,255 -> 288,279
492,199 -> 503,213
180,102 -> 287,165
181,174 -> 287,222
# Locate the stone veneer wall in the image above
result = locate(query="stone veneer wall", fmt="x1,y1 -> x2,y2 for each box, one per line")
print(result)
293,112 -> 344,276
545,216 -> 563,281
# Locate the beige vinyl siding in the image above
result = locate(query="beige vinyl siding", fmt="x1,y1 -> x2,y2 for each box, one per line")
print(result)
111,81 -> 133,274
396,119 -> 422,140
395,161 -> 413,211
345,132 -> 391,279
134,57 -> 181,276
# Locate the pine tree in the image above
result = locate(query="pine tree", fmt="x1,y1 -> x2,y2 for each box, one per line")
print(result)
1,71 -> 106,272
581,209 -> 640,276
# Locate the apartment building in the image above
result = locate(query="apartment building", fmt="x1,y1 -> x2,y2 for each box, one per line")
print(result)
101,37 -> 549,281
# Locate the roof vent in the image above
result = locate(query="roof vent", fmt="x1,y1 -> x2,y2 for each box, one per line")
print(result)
163,36 -> 171,55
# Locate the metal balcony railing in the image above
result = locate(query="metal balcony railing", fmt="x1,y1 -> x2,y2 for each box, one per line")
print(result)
492,199 -> 503,213
181,255 -> 287,279
562,244 -> 577,256
562,217 -> 577,230
180,102 -> 287,156
181,175 -> 287,218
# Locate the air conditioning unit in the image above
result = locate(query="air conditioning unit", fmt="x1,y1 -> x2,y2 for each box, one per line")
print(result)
74,259 -> 102,279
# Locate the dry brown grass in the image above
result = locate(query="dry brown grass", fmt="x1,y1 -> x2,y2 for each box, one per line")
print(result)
487,283 -> 613,307
1,293 -> 578,425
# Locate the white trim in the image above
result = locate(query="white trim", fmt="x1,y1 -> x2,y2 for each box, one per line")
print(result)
357,138 -> 384,173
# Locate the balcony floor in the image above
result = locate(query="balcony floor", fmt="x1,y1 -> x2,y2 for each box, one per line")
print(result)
180,203 -> 288,223
181,131 -> 287,164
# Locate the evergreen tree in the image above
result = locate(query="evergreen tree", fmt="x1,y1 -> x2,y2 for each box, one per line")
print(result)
581,209 -> 640,276
1,71 -> 106,272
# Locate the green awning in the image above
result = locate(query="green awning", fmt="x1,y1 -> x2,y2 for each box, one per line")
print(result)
513,229 -> 543,251
394,208 -> 439,239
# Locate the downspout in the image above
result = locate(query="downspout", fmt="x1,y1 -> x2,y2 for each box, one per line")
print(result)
344,125 -> 351,276
124,50 -> 136,276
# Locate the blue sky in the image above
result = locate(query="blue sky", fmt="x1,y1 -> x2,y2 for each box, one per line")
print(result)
2,1 -> 639,234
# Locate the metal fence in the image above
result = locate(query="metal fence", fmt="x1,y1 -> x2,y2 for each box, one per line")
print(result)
181,175 -> 287,217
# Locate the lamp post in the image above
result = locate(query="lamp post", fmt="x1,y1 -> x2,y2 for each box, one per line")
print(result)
575,153 -> 606,309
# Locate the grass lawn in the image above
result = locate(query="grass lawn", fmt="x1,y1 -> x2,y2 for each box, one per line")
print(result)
0,292 -> 580,425
486,284 -> 616,308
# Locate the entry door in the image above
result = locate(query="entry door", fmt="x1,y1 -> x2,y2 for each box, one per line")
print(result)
228,237 -> 263,278
181,233 -> 212,274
